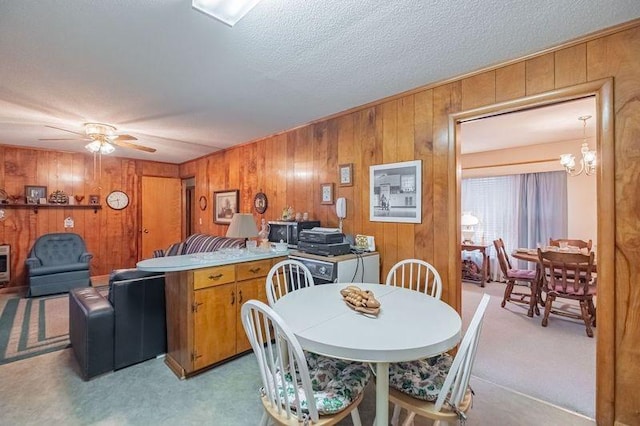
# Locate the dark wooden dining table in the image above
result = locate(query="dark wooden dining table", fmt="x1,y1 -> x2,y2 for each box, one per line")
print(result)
511,249 -> 597,317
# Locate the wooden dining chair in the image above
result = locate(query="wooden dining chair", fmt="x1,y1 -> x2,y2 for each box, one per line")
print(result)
388,294 -> 490,426
537,248 -> 596,337
241,300 -> 371,426
385,259 -> 442,300
549,238 -> 593,251
266,259 -> 315,306
493,238 -> 538,314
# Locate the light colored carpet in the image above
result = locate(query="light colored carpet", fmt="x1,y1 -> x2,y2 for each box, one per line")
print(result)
463,280 -> 595,418
0,348 -> 594,425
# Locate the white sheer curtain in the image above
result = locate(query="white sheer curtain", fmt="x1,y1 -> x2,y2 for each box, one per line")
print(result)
462,171 -> 567,281
462,175 -> 520,281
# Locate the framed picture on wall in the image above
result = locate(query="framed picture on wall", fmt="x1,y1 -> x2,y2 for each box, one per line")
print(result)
338,163 -> 353,186
24,185 -> 47,204
320,183 -> 334,205
369,160 -> 422,223
214,189 -> 239,224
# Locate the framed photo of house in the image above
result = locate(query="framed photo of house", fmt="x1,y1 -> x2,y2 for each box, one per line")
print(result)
214,189 -> 239,224
369,159 -> 422,223
24,185 -> 47,204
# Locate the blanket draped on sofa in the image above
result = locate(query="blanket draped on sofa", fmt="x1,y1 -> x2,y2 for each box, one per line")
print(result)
153,233 -> 245,257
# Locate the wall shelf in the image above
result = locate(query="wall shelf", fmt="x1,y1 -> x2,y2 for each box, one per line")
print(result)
0,203 -> 102,214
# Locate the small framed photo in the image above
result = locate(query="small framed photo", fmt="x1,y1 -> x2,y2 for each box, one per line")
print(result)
214,189 -> 239,224
89,194 -> 100,205
338,163 -> 353,187
24,185 -> 47,204
320,183 -> 334,205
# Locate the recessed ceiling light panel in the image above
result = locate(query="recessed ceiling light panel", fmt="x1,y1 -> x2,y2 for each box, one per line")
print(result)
192,0 -> 263,27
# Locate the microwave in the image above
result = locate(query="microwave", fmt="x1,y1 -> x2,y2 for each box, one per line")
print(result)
268,221 -> 320,247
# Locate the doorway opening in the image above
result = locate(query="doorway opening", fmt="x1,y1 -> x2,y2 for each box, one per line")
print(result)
449,79 -> 614,424
183,177 -> 195,237
458,96 -> 597,418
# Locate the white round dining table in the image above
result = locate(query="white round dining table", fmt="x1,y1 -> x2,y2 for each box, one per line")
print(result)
273,283 -> 462,426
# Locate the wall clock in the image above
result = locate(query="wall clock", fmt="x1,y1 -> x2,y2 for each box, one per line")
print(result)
254,192 -> 268,214
106,190 -> 129,210
199,195 -> 207,211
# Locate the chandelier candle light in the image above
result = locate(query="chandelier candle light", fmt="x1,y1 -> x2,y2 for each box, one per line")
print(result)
560,115 -> 596,176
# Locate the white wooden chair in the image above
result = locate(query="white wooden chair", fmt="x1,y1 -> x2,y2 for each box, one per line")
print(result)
241,300 -> 370,425
386,259 -> 443,300
389,294 -> 491,426
266,259 -> 315,306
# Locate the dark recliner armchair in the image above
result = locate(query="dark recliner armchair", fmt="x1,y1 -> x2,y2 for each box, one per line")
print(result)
25,232 -> 92,297
69,269 -> 167,380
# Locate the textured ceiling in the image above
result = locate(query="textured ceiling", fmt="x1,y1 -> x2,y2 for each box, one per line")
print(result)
0,1 -> 639,163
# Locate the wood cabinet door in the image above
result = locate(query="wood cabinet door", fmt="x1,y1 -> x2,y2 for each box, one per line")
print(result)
236,278 -> 268,353
193,283 -> 236,370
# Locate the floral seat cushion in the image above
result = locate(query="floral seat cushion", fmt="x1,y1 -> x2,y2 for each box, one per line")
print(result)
388,353 -> 453,401
271,351 -> 371,415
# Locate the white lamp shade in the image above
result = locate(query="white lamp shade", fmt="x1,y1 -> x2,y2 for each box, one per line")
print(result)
226,213 -> 258,238
461,213 -> 479,227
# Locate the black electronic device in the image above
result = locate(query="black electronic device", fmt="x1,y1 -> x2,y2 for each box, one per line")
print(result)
297,241 -> 351,256
298,229 -> 345,244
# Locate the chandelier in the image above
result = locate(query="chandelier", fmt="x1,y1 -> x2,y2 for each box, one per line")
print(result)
560,115 -> 596,176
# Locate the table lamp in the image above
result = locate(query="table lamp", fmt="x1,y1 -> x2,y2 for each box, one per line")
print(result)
226,213 -> 259,245
461,212 -> 479,244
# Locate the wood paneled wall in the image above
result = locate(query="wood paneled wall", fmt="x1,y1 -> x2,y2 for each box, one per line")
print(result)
0,20 -> 638,424
0,146 -> 179,288
180,23 -> 640,424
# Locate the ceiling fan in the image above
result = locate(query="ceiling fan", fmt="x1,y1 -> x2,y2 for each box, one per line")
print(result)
40,122 -> 156,153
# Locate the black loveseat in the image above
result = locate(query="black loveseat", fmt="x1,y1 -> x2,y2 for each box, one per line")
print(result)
69,269 -> 167,380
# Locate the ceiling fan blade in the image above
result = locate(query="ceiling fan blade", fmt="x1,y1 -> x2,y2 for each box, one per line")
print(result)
113,134 -> 138,141
45,125 -> 85,136
38,137 -> 84,141
111,140 -> 156,153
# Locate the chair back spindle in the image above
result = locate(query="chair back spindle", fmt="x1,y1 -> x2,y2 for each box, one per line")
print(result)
266,260 -> 315,306
385,259 -> 442,299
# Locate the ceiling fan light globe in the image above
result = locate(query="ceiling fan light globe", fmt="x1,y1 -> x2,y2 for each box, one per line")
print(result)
100,143 -> 115,154
85,141 -> 102,153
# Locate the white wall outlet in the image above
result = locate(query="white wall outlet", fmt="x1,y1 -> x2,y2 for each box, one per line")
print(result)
64,217 -> 74,228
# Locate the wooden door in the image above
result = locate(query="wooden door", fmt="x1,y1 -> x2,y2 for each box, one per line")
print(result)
193,283 -> 237,370
236,278 -> 267,353
141,176 -> 181,259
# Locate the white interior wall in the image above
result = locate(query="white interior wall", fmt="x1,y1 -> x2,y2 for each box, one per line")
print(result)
461,140 -> 597,247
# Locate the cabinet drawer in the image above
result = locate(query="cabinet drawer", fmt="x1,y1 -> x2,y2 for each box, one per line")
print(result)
237,259 -> 272,281
193,265 -> 236,289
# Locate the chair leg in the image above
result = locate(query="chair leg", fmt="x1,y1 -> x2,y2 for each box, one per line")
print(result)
350,407 -> 363,426
541,295 -> 554,327
391,404 -> 402,426
401,411 -> 416,426
502,280 -> 514,307
259,411 -> 269,426
588,299 -> 597,327
580,300 -> 594,338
